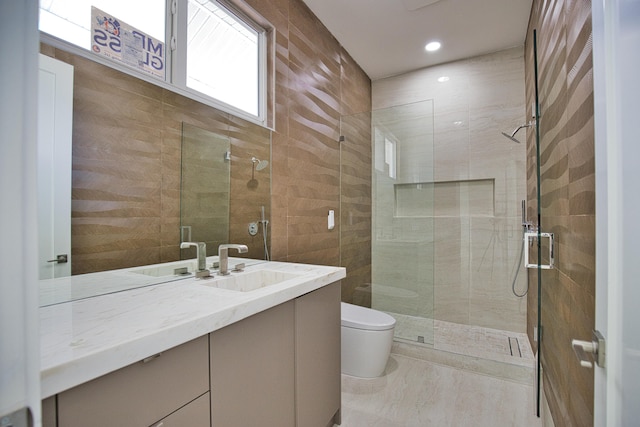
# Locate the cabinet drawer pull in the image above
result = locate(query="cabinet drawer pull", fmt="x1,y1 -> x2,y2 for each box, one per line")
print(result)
142,353 -> 162,363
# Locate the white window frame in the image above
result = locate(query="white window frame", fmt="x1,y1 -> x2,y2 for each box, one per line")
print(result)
172,0 -> 266,121
39,0 -> 269,126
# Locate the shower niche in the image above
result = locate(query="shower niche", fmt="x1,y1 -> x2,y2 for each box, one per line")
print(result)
395,179 -> 495,218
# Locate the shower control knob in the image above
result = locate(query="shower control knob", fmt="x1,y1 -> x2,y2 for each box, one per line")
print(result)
248,222 -> 258,236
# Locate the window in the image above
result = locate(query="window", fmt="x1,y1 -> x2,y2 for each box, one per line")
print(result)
39,0 -> 266,121
185,0 -> 259,115
385,137 -> 397,179
39,0 -> 165,51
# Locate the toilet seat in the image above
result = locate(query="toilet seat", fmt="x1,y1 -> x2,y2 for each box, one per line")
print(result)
341,302 -> 396,331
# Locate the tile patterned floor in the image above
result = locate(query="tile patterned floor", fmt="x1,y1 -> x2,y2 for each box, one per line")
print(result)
340,317 -> 540,427
340,352 -> 542,427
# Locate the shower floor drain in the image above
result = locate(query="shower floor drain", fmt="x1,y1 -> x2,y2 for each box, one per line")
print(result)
508,337 -> 522,357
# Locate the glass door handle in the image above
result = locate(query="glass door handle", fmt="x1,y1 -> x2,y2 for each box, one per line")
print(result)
524,231 -> 554,269
180,225 -> 192,243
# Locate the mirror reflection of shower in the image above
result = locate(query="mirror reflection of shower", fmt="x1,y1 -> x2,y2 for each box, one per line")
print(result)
251,156 -> 268,177
501,120 -> 535,143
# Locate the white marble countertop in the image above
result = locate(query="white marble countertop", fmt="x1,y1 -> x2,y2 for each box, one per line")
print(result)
39,260 -> 346,399
38,256 -> 268,307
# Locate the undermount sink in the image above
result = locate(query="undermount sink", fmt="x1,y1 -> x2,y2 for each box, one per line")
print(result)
130,261 -> 197,277
202,269 -> 303,292
129,261 -> 304,292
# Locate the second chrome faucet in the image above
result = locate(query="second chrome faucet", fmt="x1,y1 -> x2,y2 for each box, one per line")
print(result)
218,244 -> 248,275
180,241 -> 210,278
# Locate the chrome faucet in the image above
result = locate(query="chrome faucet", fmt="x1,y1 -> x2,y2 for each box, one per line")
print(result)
218,244 -> 248,275
180,241 -> 210,278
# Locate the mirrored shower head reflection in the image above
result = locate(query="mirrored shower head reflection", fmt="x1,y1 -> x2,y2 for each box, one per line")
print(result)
249,156 -> 269,189
251,157 -> 269,171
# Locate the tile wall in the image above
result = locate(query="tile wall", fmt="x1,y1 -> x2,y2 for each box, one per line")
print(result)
243,0 -> 372,302
371,48 -> 528,333
525,0 -> 596,425
41,44 -> 273,274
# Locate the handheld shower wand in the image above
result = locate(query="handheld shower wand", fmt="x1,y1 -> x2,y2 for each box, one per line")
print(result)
259,205 -> 270,261
511,199 -> 530,297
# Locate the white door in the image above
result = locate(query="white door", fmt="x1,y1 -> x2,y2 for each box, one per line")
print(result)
0,1 -> 42,425
37,54 -> 73,279
592,0 -> 640,425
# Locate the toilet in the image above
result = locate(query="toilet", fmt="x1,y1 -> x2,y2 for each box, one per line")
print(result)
341,302 -> 396,378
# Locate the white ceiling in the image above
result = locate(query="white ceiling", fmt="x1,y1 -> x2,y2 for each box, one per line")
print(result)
301,0 -> 533,80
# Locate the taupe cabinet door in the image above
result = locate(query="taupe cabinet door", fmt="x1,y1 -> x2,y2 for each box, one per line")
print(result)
210,301 -> 296,427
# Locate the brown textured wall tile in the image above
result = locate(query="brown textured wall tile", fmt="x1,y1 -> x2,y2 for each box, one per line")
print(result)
340,48 -> 372,116
566,0 -> 595,218
49,48 -> 271,271
339,106 -> 372,303
274,30 -> 290,134
566,214 -> 595,292
254,0 -> 371,278
526,0 -> 595,425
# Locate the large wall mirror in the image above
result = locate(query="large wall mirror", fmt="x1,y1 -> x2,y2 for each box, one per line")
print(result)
38,44 -> 271,304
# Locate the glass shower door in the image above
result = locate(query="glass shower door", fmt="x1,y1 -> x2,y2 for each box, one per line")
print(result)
180,123 -> 231,258
370,100 -> 435,344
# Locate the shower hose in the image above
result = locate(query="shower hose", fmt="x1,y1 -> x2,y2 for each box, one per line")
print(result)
261,219 -> 270,261
511,228 -> 528,297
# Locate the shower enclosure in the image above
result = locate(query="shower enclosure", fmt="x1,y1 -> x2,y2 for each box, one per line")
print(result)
369,100 -> 436,345
341,51 -> 529,366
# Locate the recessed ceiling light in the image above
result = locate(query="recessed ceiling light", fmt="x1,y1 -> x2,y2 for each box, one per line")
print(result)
425,41 -> 441,52
437,76 -> 449,82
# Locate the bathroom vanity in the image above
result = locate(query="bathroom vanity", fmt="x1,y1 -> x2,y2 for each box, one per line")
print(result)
39,261 -> 345,427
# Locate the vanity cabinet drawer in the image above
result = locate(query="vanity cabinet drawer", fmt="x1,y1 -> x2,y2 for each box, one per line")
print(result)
151,392 -> 210,427
57,335 -> 209,427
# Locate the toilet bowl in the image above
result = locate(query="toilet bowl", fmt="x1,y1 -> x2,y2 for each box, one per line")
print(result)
341,302 -> 396,378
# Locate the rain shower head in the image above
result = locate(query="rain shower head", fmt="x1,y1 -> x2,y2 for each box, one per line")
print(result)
501,121 -> 534,144
501,131 -> 522,144
251,157 -> 269,171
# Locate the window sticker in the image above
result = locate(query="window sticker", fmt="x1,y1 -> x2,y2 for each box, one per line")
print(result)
91,6 -> 165,79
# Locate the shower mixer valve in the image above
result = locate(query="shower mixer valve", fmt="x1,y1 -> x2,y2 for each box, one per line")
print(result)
248,222 -> 258,236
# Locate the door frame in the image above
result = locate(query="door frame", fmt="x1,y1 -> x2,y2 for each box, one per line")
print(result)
592,0 -> 640,425
0,0 -> 42,425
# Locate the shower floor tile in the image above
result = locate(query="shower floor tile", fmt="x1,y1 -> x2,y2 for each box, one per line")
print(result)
339,353 -> 542,427
388,312 -> 534,367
